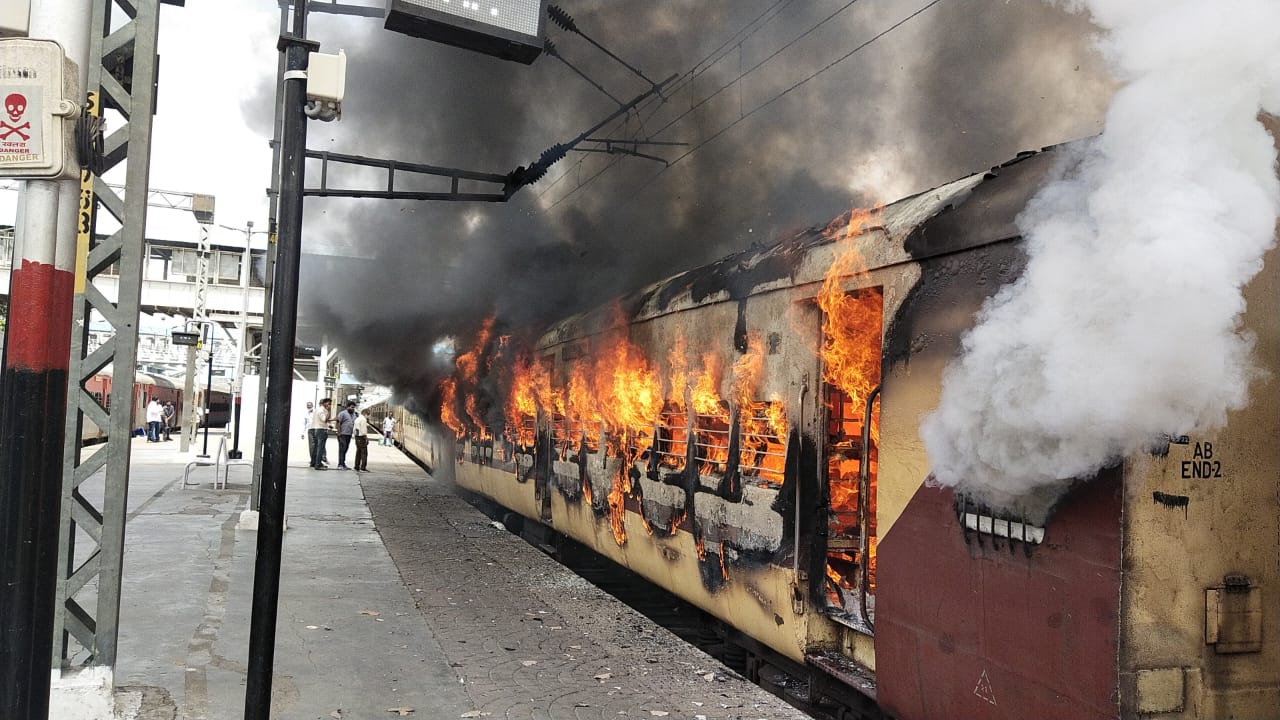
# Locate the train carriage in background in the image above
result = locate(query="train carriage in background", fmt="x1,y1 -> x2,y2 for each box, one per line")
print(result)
80,369 -> 233,444
397,146 -> 1280,719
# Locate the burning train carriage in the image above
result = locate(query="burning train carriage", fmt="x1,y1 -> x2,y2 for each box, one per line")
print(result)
411,146 -> 1280,719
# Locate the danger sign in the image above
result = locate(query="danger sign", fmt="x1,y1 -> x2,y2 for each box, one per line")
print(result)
0,38 -> 79,179
0,87 -> 42,162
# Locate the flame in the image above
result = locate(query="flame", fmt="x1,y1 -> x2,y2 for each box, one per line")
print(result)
732,334 -> 765,408
658,403 -> 688,471
608,462 -> 630,545
440,378 -> 464,437
669,509 -> 685,534
449,317 -> 496,436
599,339 -> 662,434
818,208 -> 883,411
817,206 -> 883,613
719,541 -> 730,581
455,317 -> 493,380
739,398 -> 787,484
507,353 -> 553,445
691,353 -> 724,416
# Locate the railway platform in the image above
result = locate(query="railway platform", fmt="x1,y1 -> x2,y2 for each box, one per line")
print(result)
100,432 -> 813,719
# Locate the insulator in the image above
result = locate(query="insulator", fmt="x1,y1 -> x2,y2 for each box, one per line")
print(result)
547,4 -> 578,33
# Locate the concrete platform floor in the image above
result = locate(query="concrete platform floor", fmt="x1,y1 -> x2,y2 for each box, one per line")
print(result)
102,433 -> 813,720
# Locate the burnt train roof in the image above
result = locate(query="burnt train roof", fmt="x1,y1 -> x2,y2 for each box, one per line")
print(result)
540,146 -> 1064,348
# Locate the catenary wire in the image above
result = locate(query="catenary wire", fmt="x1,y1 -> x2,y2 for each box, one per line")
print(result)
546,0 -> 946,212
535,0 -> 794,199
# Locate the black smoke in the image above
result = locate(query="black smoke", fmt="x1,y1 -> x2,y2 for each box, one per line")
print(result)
241,0 -> 1114,412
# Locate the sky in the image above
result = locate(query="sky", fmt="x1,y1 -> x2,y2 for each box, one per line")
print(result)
6,0 -> 1117,401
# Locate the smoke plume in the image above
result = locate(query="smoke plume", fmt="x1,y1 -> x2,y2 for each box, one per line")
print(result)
250,2 -> 1115,409
922,0 -> 1280,515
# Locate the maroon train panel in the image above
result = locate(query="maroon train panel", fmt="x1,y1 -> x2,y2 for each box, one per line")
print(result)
876,475 -> 1122,720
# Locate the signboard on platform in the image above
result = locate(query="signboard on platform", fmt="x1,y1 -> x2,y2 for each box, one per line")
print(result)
171,331 -> 201,347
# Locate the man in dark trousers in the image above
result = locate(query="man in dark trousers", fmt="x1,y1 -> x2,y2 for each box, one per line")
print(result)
309,398 -> 331,470
335,401 -> 357,470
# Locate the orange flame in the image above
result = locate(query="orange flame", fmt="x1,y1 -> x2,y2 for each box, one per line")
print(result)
817,205 -> 883,613
732,334 -> 765,409
691,353 -> 723,416
608,463 -> 630,545
507,353 -> 554,445
818,207 -> 883,410
440,378 -> 463,437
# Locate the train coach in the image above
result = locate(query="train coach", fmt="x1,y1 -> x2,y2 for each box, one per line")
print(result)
397,146 -> 1280,719
80,369 -> 233,443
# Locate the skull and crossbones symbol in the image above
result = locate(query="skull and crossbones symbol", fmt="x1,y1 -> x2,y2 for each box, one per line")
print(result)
1,93 -> 31,141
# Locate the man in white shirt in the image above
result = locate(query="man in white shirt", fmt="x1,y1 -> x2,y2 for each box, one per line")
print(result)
309,398 -> 331,469
353,408 -> 370,472
382,414 -> 396,447
146,397 -> 163,442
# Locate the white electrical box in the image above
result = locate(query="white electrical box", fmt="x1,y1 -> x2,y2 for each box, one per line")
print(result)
0,1 -> 30,38
307,50 -> 346,103
0,38 -> 79,180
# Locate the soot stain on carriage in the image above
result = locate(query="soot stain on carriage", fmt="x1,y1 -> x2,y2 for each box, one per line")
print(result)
885,152 -> 1054,368
1152,490 -> 1190,516
650,230 -> 818,314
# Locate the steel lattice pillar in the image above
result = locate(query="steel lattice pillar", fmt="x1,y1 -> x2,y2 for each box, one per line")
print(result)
54,0 -> 166,670
180,208 -> 215,452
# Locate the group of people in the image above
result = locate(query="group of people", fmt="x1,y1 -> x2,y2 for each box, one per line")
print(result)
144,397 -> 177,442
306,398 -> 396,471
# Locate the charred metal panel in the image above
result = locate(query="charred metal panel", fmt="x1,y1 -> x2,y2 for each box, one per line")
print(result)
876,473 -> 1122,720
882,150 -> 1061,369
901,150 -> 1060,261
883,242 -> 1027,371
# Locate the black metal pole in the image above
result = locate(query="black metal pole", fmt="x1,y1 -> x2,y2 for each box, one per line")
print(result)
229,396 -> 243,459
201,334 -> 214,457
244,4 -> 314,716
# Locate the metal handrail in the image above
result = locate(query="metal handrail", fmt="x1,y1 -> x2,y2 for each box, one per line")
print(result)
793,383 -> 808,577
857,385 -> 881,632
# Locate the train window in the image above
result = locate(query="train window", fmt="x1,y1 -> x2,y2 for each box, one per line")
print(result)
738,400 -> 787,486
655,402 -> 689,471
693,407 -> 731,476
510,413 -> 536,448
551,413 -> 570,458
552,412 -> 601,459
821,286 -> 882,631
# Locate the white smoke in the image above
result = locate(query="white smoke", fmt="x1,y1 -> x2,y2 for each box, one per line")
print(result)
921,0 -> 1280,515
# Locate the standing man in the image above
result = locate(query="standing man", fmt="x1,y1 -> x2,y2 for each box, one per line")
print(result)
162,401 -> 176,441
353,408 -> 370,472
335,402 -> 356,470
301,400 -> 313,440
382,413 -> 396,447
309,398 -> 331,470
146,397 -> 163,442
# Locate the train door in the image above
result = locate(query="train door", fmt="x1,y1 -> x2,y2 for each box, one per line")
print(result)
819,286 -> 882,631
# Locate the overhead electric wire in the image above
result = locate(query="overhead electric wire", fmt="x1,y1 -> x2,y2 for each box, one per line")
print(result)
534,0 -> 794,199
543,0 -> 871,207
546,0 -> 947,212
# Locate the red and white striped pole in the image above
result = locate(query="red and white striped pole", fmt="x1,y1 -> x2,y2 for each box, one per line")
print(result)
0,0 -> 91,716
